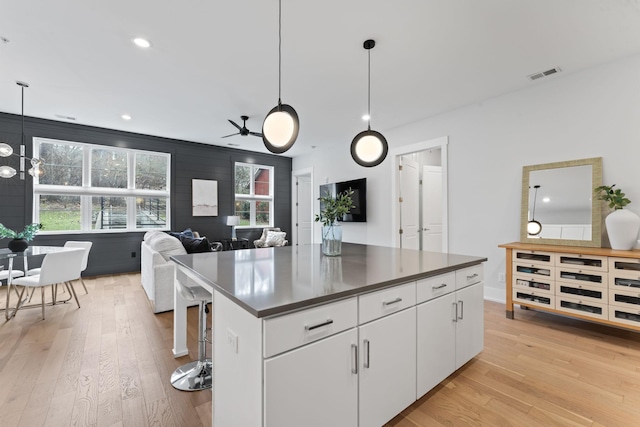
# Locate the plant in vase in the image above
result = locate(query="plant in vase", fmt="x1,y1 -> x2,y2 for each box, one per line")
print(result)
595,184 -> 639,250
0,222 -> 42,252
315,188 -> 355,256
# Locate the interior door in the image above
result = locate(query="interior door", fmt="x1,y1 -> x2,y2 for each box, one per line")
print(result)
422,165 -> 443,252
399,157 -> 419,250
295,174 -> 313,245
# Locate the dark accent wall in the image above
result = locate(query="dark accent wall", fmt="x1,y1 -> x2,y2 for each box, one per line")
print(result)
0,112 -> 292,276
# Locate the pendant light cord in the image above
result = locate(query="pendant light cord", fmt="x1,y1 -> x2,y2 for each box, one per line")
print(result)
278,0 -> 282,106
21,84 -> 25,146
532,185 -> 539,220
367,48 -> 371,131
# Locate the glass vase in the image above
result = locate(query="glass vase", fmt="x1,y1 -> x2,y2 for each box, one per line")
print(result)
322,224 -> 342,256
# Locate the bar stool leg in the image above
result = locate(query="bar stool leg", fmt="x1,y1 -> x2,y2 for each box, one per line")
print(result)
170,299 -> 212,391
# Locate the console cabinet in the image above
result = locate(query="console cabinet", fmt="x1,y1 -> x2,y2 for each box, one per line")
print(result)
500,242 -> 640,331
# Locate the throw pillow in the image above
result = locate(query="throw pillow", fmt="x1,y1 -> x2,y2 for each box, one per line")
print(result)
265,231 -> 287,247
148,233 -> 187,261
179,235 -> 212,254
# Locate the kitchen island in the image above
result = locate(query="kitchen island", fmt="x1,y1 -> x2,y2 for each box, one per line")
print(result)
171,243 -> 486,427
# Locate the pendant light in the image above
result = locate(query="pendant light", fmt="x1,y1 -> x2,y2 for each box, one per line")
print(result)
527,185 -> 542,236
262,0 -> 299,154
0,82 -> 43,179
351,39 -> 388,167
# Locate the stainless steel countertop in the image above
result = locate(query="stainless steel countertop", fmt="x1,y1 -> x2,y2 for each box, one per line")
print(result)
171,243 -> 487,318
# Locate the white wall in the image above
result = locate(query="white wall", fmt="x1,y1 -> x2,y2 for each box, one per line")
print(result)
293,53 -> 640,303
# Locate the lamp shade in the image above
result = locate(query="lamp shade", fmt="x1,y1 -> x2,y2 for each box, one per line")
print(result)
226,216 -> 240,226
350,130 -> 388,167
262,103 -> 299,154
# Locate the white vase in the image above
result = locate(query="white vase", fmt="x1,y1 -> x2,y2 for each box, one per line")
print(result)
605,209 -> 640,250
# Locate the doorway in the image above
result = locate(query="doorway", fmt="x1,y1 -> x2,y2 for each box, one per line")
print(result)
292,168 -> 313,246
391,137 -> 448,252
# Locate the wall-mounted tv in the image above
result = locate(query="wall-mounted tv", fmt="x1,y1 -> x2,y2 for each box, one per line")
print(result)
319,178 -> 367,222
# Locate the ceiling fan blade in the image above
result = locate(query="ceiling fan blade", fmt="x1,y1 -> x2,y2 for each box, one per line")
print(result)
249,131 -> 263,138
228,119 -> 242,131
221,132 -> 240,138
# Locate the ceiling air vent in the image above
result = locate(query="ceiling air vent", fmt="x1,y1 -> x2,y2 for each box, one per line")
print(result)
527,67 -> 562,81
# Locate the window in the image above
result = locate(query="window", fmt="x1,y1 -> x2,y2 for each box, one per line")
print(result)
234,162 -> 274,227
33,137 -> 170,233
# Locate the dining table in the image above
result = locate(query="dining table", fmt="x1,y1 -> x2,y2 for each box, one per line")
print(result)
0,245 -> 75,320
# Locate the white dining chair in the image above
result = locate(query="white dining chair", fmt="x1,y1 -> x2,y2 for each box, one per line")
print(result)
12,248 -> 84,320
27,240 -> 93,295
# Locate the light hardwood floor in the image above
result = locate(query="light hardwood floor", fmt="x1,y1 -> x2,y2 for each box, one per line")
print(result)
1,273 -> 639,426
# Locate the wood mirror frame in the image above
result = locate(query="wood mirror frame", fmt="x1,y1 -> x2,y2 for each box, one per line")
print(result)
520,157 -> 603,247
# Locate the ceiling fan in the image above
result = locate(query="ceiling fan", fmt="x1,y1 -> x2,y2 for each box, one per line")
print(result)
222,115 -> 263,138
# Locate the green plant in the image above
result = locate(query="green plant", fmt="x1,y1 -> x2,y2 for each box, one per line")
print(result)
0,223 -> 42,241
315,188 -> 355,227
595,184 -> 631,210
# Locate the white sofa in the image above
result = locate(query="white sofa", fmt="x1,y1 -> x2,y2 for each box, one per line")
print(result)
141,231 -> 192,313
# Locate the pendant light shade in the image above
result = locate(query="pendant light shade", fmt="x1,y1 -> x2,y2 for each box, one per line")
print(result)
351,39 -> 388,167
262,0 -> 299,154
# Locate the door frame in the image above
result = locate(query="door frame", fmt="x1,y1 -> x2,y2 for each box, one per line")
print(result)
292,167 -> 314,245
390,136 -> 449,252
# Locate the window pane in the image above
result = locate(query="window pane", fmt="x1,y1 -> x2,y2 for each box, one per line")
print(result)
235,165 -> 251,195
92,196 -> 127,229
39,195 -> 81,231
256,201 -> 270,226
235,200 -> 250,225
136,197 -> 167,228
38,142 -> 82,186
255,167 -> 270,196
136,153 -> 167,190
92,149 -> 127,188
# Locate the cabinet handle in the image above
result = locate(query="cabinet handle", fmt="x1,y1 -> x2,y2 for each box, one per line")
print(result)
305,319 -> 333,331
467,273 -> 478,280
458,300 -> 464,320
351,344 -> 358,374
453,302 -> 458,322
383,297 -> 402,306
432,283 -> 447,290
364,339 -> 370,369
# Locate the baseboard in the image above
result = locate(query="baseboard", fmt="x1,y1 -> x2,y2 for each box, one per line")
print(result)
484,286 -> 505,303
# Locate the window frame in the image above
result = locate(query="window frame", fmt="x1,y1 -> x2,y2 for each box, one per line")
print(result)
32,137 -> 171,234
234,162 -> 274,228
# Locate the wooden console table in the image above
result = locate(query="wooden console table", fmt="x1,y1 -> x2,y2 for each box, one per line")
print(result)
499,242 -> 640,332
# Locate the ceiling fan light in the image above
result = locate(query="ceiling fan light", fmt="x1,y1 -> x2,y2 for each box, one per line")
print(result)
0,143 -> 13,157
262,104 -> 299,153
0,165 -> 17,179
351,130 -> 388,167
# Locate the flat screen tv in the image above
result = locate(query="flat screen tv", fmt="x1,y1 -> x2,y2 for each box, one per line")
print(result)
319,178 -> 367,222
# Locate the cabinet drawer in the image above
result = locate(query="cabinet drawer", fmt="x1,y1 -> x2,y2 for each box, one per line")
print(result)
609,256 -> 640,274
455,265 -> 484,290
555,295 -> 607,320
555,267 -> 607,288
513,274 -> 554,295
416,272 -> 455,303
513,289 -> 554,309
512,249 -> 554,266
608,288 -> 640,310
555,253 -> 607,273
359,282 -> 416,324
609,306 -> 640,328
263,297 -> 357,358
513,263 -> 553,279
608,269 -> 640,290
556,281 -> 607,304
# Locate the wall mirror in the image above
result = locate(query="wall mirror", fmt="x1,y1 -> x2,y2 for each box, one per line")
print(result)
520,157 -> 602,247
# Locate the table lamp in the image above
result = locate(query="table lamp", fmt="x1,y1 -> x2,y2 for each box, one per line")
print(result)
227,216 -> 240,240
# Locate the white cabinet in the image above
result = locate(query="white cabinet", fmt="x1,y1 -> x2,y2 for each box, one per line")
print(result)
264,328 -> 358,427
455,282 -> 484,369
358,307 -> 416,427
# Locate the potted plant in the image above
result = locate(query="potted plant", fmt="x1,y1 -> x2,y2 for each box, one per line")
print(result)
595,184 -> 639,250
315,188 -> 355,256
0,223 -> 42,252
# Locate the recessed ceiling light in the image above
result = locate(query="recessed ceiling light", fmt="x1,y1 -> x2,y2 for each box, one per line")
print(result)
122,114 -> 132,120
133,38 -> 151,48
542,197 -> 550,203
362,114 -> 370,121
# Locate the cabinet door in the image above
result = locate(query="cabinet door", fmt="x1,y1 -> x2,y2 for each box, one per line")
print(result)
455,282 -> 484,369
416,292 -> 456,398
359,308 -> 416,427
264,328 -> 358,427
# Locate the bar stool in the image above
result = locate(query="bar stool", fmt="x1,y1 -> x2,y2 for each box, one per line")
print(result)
170,278 -> 212,391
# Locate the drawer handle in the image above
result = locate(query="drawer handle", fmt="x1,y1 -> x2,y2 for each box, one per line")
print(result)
351,344 -> 358,374
383,297 -> 402,306
305,319 -> 334,331
432,283 -> 447,290
467,273 -> 479,280
363,339 -> 370,369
